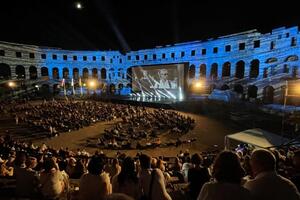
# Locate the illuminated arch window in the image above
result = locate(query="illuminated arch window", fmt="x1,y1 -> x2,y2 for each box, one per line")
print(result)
16,65 -> 25,79
189,65 -> 195,79
210,63 -> 218,80
250,59 -> 259,78
101,68 -> 107,79
199,64 -> 206,78
29,66 -> 37,80
285,55 -> 298,62
0,63 -> 11,79
222,62 -> 231,77
235,60 -> 245,79
41,67 -> 49,77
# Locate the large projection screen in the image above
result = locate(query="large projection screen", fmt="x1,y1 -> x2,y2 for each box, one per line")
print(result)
132,63 -> 187,99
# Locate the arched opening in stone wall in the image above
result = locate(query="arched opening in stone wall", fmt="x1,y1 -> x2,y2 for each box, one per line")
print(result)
126,67 -> 132,81
0,63 -> 11,80
235,60 -> 245,79
234,84 -> 244,94
220,84 -> 230,90
16,65 -> 25,79
210,63 -> 218,80
52,67 -> 59,79
248,85 -> 258,98
41,67 -> 49,77
189,64 -> 195,79
92,68 -> 98,79
199,64 -> 206,79
82,68 -> 89,80
63,67 -> 69,79
29,66 -> 37,80
222,62 -> 231,78
285,55 -> 299,62
101,68 -> 107,79
73,68 -> 79,80
250,59 -> 259,78
263,86 -> 274,104
265,57 -> 278,64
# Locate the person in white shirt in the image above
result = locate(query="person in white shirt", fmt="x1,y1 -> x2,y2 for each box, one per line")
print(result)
244,149 -> 300,200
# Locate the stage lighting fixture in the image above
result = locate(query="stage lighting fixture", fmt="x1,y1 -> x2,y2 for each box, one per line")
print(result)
8,81 -> 15,87
75,2 -> 83,10
88,80 -> 96,88
194,81 -> 203,88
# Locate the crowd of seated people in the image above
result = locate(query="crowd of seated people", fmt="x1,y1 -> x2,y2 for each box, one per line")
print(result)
4,100 -> 195,142
1,134 -> 300,200
97,107 -> 195,150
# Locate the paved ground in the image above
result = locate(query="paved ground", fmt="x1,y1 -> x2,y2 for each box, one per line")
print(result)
0,107 -> 243,157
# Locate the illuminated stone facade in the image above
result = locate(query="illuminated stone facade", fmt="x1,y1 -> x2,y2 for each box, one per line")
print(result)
0,26 -> 299,103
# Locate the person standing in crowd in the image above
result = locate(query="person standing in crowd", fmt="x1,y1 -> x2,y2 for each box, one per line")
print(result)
187,153 -> 210,200
138,154 -> 172,200
79,156 -> 112,200
244,149 -> 300,200
39,157 -> 69,200
112,156 -> 139,199
197,151 -> 252,200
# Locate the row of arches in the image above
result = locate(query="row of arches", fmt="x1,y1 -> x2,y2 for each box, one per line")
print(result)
189,59 -> 260,79
0,64 -> 130,81
216,84 -> 275,103
0,64 -> 38,80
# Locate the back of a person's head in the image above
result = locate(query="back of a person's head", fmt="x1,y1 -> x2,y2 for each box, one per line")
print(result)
139,154 -> 151,169
15,151 -> 27,167
251,149 -> 276,172
43,158 -> 58,173
121,157 -> 135,173
119,156 -> 137,184
88,156 -> 105,175
212,151 -> 244,184
191,153 -> 203,166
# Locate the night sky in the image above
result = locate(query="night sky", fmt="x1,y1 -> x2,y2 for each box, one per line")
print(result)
0,0 -> 299,52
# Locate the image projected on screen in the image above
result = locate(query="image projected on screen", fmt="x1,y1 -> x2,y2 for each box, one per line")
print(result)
132,64 -> 185,99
